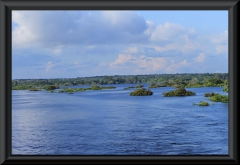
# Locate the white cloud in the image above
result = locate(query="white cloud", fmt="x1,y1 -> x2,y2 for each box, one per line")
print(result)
202,30 -> 228,54
12,11 -> 148,49
216,44 -> 228,54
165,59 -> 190,73
196,53 -> 205,62
110,54 -> 167,74
12,11 -> 40,48
12,11 -> 228,78
150,22 -> 194,42
210,30 -> 228,44
144,20 -> 155,36
46,61 -> 54,72
110,54 -> 136,67
123,46 -> 138,53
154,41 -> 198,54
146,23 -> 199,54
53,48 -> 62,54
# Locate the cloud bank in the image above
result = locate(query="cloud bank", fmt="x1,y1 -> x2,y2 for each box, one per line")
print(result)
12,11 -> 228,78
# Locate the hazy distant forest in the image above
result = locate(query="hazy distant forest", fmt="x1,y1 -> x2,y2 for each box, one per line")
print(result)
12,73 -> 228,91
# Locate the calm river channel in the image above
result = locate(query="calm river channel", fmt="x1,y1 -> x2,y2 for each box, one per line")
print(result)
12,84 -> 228,155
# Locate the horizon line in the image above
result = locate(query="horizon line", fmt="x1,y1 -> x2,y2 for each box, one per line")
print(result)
12,72 -> 228,80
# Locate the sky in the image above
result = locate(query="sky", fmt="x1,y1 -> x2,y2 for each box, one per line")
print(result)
12,10 -> 228,79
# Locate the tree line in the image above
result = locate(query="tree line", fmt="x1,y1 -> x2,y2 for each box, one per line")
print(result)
12,73 -> 228,90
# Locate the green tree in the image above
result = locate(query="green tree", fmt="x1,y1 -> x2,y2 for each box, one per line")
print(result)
223,79 -> 228,93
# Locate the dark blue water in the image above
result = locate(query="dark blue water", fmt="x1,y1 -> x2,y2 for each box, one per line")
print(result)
12,84 -> 228,155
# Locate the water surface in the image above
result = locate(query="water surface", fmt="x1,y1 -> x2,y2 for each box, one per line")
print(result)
12,85 -> 228,155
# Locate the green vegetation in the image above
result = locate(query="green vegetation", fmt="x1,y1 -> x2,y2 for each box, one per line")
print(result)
59,88 -> 74,94
124,84 -> 144,90
12,73 -> 229,102
58,88 -> 84,93
86,85 -> 101,90
57,85 -> 116,93
85,85 -> 116,90
130,88 -> 153,96
173,84 -> 185,88
193,101 -> 210,106
100,86 -> 116,90
12,85 -> 33,90
12,73 -> 228,89
43,85 -> 60,90
223,79 -> 228,93
204,92 -> 217,97
29,88 -> 41,91
198,101 -> 210,106
163,88 -> 196,97
136,84 -> 144,88
148,83 -> 162,88
209,94 -> 228,103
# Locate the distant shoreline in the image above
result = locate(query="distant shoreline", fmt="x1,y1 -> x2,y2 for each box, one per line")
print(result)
12,73 -> 228,91
12,72 -> 228,80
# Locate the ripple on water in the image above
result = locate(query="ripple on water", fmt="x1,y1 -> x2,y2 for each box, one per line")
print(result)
12,86 -> 228,155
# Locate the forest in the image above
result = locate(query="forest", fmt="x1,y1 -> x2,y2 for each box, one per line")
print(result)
12,73 -> 228,90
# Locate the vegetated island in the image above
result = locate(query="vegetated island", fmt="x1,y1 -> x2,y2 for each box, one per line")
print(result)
59,85 -> 116,94
193,101 -> 210,106
12,73 -> 228,101
124,84 -> 144,90
130,88 -> 153,96
28,85 -> 116,94
148,82 -> 166,88
209,93 -> 228,103
204,92 -> 228,103
162,87 -> 196,97
204,92 -> 217,97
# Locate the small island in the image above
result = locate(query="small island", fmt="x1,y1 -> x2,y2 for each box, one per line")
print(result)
85,85 -> 116,90
204,92 -> 217,97
130,88 -> 153,96
193,101 -> 210,106
148,83 -> 165,88
204,92 -> 228,103
123,86 -> 135,90
124,84 -> 144,90
163,88 -> 196,97
209,93 -> 228,103
136,84 -> 144,88
57,85 -> 116,93
29,88 -> 41,91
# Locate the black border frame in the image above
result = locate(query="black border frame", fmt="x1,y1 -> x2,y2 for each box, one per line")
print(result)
0,0 -> 239,164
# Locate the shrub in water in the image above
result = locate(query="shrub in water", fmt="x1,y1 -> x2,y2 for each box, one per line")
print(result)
136,84 -> 144,88
209,94 -> 228,103
130,88 -> 153,96
148,83 -> 161,88
29,88 -> 41,91
193,101 -> 210,106
163,87 -> 195,97
204,92 -> 216,97
90,85 -> 101,90
198,101 -> 210,106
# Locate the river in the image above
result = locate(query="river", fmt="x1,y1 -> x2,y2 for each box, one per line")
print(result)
12,84 -> 228,155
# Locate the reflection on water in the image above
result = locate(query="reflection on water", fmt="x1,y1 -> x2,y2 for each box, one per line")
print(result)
12,85 -> 228,155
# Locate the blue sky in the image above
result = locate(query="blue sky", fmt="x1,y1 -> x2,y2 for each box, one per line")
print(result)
12,10 -> 228,79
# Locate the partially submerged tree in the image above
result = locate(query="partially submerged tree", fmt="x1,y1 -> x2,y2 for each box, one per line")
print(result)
163,87 -> 196,97
130,88 -> 153,96
223,79 -> 228,93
